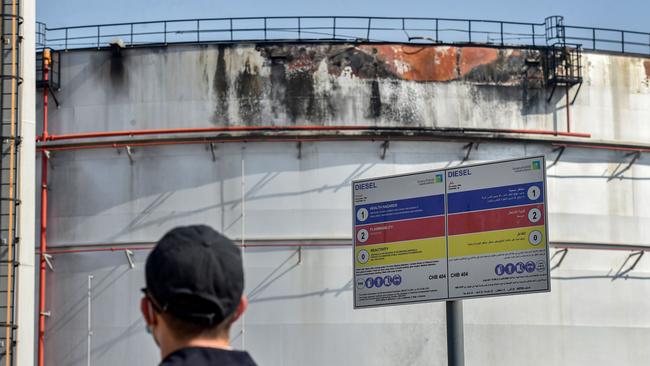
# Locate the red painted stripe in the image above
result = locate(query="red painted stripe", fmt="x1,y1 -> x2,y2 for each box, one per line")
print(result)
448,203 -> 545,236
355,216 -> 445,246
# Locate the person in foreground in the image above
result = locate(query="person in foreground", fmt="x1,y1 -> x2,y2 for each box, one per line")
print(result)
141,225 -> 258,366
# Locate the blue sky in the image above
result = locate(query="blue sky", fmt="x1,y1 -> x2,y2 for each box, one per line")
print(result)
37,0 -> 649,32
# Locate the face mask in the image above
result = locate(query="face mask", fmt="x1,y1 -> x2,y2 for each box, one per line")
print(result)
145,300 -> 160,346
146,324 -> 160,346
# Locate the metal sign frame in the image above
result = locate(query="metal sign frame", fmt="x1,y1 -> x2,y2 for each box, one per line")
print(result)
352,156 -> 551,309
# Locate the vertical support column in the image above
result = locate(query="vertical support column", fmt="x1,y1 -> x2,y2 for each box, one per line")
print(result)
446,300 -> 465,366
87,275 -> 93,366
240,153 -> 246,349
565,85 -> 571,132
15,0 -> 36,365
36,49 -> 50,366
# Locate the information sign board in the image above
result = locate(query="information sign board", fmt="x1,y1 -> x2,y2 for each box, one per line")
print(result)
352,156 -> 550,308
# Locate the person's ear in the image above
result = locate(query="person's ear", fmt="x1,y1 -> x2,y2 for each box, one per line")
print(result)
231,295 -> 248,323
140,297 -> 158,327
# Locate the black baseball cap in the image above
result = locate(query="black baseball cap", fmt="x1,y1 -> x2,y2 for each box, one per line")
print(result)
144,225 -> 244,326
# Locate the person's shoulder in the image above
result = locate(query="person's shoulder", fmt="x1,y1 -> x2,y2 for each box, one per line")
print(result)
160,347 -> 258,366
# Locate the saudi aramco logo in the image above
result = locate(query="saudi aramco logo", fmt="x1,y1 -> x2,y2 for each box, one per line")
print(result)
531,161 -> 541,170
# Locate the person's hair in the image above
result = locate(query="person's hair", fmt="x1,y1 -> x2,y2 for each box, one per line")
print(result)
161,311 -> 236,341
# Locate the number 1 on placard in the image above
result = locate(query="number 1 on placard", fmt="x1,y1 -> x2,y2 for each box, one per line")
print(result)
527,186 -> 540,200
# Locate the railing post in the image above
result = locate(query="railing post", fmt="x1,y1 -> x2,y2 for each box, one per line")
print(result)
621,31 -> 624,53
367,18 -> 371,40
130,24 -> 133,46
592,28 -> 596,50
264,18 -> 267,41
435,19 -> 439,43
230,18 -> 233,41
164,21 -> 167,44
298,18 -> 301,40
500,22 -> 503,45
531,24 -> 535,46
65,28 -> 68,51
333,17 -> 336,39
468,20 -> 471,43
97,26 -> 100,49
197,20 -> 200,42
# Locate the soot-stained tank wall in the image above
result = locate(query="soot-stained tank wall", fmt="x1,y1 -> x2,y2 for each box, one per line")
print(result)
44,43 -> 650,142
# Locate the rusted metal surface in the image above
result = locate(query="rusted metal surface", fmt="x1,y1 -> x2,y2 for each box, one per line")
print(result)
258,44 -> 530,83
357,45 -> 459,81
644,60 -> 650,79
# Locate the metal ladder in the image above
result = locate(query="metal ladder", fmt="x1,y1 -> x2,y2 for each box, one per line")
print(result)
544,16 -> 584,103
0,0 -> 21,365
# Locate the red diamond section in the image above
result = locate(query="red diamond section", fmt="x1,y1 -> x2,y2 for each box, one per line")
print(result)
355,215 -> 445,246
448,203 -> 545,236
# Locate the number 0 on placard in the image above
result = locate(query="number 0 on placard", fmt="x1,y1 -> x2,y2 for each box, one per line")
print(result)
529,230 -> 543,245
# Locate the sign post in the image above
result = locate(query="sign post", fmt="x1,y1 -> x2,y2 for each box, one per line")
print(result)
352,156 -> 550,363
446,300 -> 464,366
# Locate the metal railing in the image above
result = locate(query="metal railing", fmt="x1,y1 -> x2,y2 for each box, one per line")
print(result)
36,16 -> 650,56
563,25 -> 650,55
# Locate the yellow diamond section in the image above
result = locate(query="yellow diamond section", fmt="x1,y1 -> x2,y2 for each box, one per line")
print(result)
355,237 -> 446,268
448,225 -> 546,257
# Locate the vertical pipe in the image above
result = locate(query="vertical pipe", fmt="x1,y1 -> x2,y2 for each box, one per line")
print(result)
446,300 -> 465,366
565,84 -> 571,132
240,154 -> 246,349
41,53 -> 49,140
37,49 -> 50,366
87,275 -> 93,366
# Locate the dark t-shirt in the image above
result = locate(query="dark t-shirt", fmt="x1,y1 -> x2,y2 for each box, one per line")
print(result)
159,347 -> 258,366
